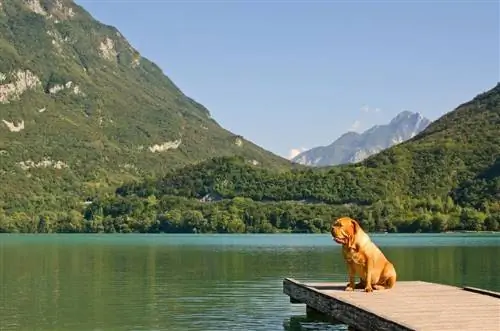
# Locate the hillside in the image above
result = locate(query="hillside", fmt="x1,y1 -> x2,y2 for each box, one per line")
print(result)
292,111 -> 431,166
0,0 -> 290,213
119,83 -> 500,204
78,83 -> 500,234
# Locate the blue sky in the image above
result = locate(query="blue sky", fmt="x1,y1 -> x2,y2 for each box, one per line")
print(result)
76,0 -> 499,159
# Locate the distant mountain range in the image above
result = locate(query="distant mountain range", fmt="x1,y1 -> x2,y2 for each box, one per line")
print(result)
291,111 -> 431,166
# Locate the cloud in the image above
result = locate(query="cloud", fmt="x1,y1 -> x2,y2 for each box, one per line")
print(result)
288,147 -> 307,159
349,120 -> 362,132
361,105 -> 381,113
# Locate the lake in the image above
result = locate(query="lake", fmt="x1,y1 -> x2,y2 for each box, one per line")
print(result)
0,233 -> 498,330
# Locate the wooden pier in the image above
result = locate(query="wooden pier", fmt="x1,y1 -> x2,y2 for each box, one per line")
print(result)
283,278 -> 500,331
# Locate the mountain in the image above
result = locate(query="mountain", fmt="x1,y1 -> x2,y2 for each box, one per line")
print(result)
0,0 -> 290,212
291,111 -> 431,166
0,1 -> 498,233
87,83 -> 500,234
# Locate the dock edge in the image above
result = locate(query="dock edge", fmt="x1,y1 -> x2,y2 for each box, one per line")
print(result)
283,277 -> 415,331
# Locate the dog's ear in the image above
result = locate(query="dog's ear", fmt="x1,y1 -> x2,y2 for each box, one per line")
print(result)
346,218 -> 359,249
350,218 -> 360,234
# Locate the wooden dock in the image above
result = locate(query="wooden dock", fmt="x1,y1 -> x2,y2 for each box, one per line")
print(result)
283,278 -> 500,331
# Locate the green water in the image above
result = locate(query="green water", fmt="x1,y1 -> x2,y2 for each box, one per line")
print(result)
0,233 -> 498,331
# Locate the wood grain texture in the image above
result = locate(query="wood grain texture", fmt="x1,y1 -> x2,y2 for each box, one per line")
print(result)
283,278 -> 500,331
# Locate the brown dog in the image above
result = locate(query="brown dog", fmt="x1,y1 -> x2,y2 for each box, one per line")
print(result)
331,216 -> 397,292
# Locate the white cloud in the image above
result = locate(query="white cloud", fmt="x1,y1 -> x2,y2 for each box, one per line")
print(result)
288,147 -> 307,159
361,105 -> 381,113
349,120 -> 362,132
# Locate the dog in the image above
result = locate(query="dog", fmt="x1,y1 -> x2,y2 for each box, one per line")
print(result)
330,216 -> 397,292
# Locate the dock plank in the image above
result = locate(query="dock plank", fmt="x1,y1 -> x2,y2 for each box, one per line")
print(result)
283,278 -> 500,331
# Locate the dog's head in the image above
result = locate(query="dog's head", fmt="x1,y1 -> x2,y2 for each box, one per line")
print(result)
330,217 -> 360,247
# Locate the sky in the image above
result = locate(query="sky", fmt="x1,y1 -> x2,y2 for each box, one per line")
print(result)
76,0 -> 499,159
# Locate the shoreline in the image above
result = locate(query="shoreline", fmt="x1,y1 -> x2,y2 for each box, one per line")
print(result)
0,231 -> 498,235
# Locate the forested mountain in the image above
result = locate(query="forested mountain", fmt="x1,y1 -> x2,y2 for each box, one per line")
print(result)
0,0 -> 290,214
79,83 -> 500,234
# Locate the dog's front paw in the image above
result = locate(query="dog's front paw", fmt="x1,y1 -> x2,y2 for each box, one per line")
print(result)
364,286 -> 373,293
344,285 -> 354,291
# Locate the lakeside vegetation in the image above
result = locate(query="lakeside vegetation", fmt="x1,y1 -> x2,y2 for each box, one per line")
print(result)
1,192 -> 498,233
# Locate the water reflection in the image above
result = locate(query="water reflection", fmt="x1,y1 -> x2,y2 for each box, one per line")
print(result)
283,315 -> 348,331
0,234 -> 498,330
